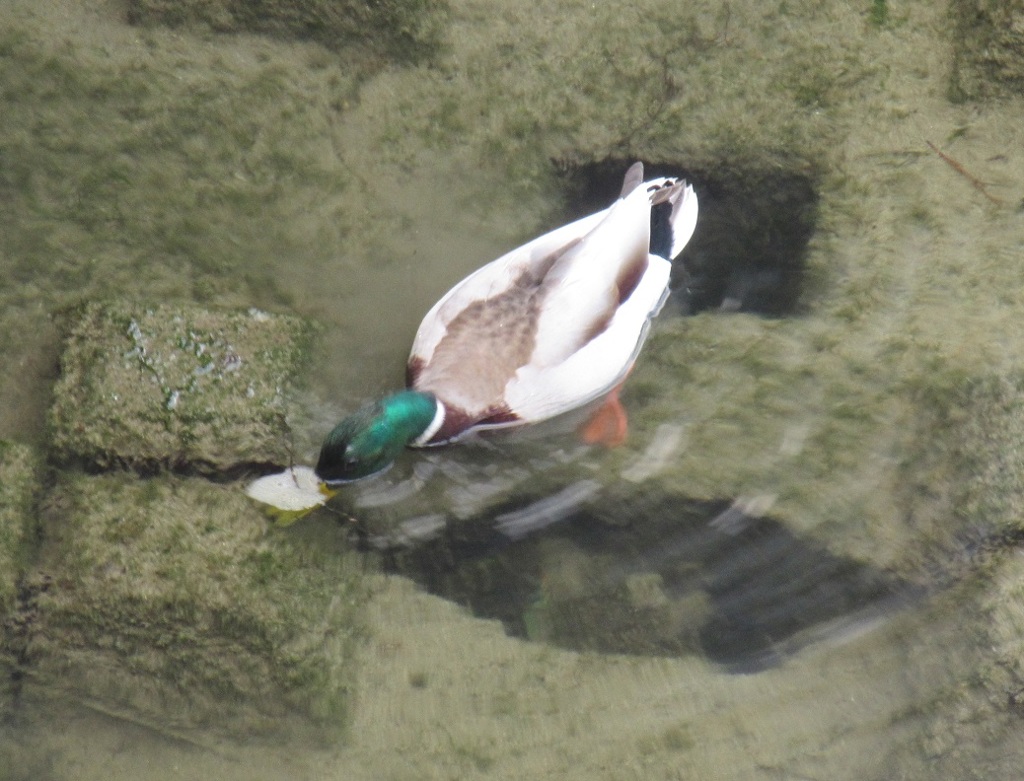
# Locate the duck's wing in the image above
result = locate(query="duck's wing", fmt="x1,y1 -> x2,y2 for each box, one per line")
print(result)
408,207 -> 610,373
525,178 -> 657,369
499,175 -> 696,424
409,169 -> 697,433
499,251 -> 671,426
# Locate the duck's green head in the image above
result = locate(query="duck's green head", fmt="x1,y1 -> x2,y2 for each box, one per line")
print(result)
315,391 -> 440,484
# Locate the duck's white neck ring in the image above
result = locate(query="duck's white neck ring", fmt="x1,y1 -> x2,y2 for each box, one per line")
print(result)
411,398 -> 445,447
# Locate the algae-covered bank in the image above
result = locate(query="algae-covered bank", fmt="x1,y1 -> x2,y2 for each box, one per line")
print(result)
2,0 -> 1024,778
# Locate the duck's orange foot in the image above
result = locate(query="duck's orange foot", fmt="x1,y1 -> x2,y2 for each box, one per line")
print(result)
580,389 -> 629,447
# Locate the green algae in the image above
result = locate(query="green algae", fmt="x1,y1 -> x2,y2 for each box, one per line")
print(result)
892,371 -> 1024,577
0,442 -> 39,612
950,0 -> 1024,100
369,0 -> 848,191
0,32 -> 356,304
0,441 -> 42,716
125,0 -> 448,61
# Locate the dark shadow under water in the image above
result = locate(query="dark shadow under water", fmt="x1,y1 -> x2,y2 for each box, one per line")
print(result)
376,493 -> 918,673
557,158 -> 819,317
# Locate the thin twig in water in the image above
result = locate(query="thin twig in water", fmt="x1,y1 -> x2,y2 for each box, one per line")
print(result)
926,140 -> 1003,205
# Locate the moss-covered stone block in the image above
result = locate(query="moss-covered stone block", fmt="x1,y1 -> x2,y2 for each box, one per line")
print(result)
0,441 -> 41,713
951,0 -> 1024,99
49,302 -> 316,475
124,0 -> 448,60
26,473 -> 366,739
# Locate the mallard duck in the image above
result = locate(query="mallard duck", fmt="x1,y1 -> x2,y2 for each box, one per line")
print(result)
314,162 -> 698,484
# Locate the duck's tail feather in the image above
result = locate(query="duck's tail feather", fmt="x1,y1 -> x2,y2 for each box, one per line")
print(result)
619,161 -> 645,198
647,176 -> 699,261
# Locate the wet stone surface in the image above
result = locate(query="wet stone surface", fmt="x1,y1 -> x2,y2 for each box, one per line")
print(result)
48,302 -> 316,476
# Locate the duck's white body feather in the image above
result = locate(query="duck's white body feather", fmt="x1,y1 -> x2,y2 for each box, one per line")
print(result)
407,163 -> 698,444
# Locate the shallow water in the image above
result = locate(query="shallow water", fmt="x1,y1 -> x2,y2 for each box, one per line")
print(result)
3,0 -> 1024,779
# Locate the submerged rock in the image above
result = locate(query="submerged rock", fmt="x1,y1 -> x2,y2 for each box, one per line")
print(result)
124,0 -> 448,60
951,0 -> 1024,99
49,302 -> 316,476
24,473 -> 367,740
